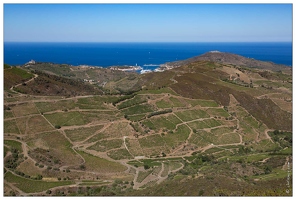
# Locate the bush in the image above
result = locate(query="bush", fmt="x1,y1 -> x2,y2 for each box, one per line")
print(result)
55,125 -> 61,129
36,174 -> 43,180
264,165 -> 272,174
80,164 -> 86,170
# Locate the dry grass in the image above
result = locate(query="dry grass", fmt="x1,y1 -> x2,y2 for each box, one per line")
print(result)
4,110 -> 14,119
216,133 -> 241,145
188,130 -> 213,148
64,125 -> 104,143
77,150 -> 127,173
87,122 -> 135,143
11,103 -> 39,117
44,111 -> 87,127
125,138 -> 144,156
175,109 -> 210,122
28,131 -> 83,167
206,108 -> 230,118
4,119 -> 20,134
27,115 -> 55,134
16,159 -> 44,176
87,139 -> 123,152
35,100 -> 76,113
270,98 -> 292,113
107,148 -> 133,160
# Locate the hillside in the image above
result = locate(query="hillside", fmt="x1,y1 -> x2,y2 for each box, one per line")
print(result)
162,51 -> 292,74
3,53 -> 292,196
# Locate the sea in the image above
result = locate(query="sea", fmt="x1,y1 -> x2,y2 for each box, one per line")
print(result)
4,42 -> 292,73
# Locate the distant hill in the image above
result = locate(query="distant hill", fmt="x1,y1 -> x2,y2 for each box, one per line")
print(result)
163,51 -> 292,73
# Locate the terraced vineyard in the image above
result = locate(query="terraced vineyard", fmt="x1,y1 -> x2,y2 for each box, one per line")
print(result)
3,57 -> 292,196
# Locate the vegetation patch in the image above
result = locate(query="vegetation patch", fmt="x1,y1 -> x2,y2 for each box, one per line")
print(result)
11,103 -> 39,117
250,140 -> 279,153
16,159 -> 44,177
35,100 -> 76,113
4,67 -> 34,90
137,87 -> 177,95
147,109 -> 172,118
217,133 -> 241,145
76,97 -> 113,110
77,150 -> 127,172
117,95 -> 147,109
138,134 -> 165,148
268,130 -> 292,149
136,170 -> 153,183
211,127 -> 235,136
122,104 -> 155,116
162,124 -> 190,149
148,116 -> 176,131
107,148 -> 133,160
16,70 -> 103,96
187,120 -> 210,129
168,161 -> 183,171
28,131 -> 83,166
186,99 -> 219,107
169,97 -> 186,107
87,139 -> 123,152
4,172 -> 73,193
188,130 -> 213,148
4,119 -> 20,134
125,139 -> 144,157
175,109 -> 210,122
4,110 -> 14,119
64,125 -> 104,143
160,163 -> 170,177
4,140 -> 23,153
125,114 -> 146,122
206,108 -> 230,118
86,121 -> 135,142
155,99 -> 171,109
203,118 -> 222,127
44,111 -> 87,127
14,117 -> 27,135
27,115 -> 55,134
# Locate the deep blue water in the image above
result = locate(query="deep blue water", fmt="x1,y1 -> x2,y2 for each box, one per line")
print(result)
4,42 -> 292,70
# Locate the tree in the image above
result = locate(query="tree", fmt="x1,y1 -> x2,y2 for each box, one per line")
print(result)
144,165 -> 150,170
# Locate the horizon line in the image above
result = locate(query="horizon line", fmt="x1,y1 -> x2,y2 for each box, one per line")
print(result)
4,41 -> 292,43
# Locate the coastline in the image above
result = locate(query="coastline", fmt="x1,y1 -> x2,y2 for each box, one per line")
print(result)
4,42 -> 292,67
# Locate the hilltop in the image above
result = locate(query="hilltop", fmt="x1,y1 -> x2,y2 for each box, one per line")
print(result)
3,53 -> 292,196
161,51 -> 292,74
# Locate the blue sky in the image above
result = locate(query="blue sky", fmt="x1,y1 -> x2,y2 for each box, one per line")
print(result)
3,4 -> 292,42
